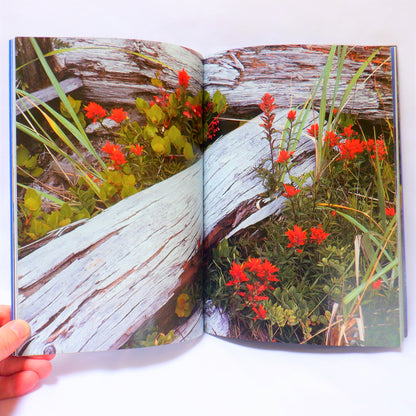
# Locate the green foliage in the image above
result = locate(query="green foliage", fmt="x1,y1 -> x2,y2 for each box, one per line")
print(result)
16,144 -> 43,178
18,188 -> 90,246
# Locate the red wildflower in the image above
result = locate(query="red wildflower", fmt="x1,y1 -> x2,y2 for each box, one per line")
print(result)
324,130 -> 339,147
287,110 -> 297,122
109,108 -> 127,123
331,210 -> 336,217
178,68 -> 190,89
310,224 -> 329,244
341,124 -> 357,138
257,259 -> 279,282
226,261 -> 249,286
372,279 -> 382,289
338,139 -> 366,160
276,150 -> 294,163
367,139 -> 387,160
332,108 -> 338,115
385,206 -> 395,217
285,225 -> 307,249
244,257 -> 263,273
307,123 -> 320,138
130,144 -> 143,156
283,184 -> 300,198
101,141 -> 127,169
259,93 -> 277,114
252,304 -> 267,321
84,102 -> 107,122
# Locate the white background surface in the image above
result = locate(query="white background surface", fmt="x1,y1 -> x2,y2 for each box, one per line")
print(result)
1,1 -> 415,415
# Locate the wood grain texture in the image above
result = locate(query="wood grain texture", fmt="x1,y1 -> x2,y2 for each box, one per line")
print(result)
54,37 -> 203,111
17,161 -> 203,355
204,45 -> 393,121
203,109 -> 316,246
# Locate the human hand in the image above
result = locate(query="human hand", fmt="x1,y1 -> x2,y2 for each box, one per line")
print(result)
0,305 -> 54,399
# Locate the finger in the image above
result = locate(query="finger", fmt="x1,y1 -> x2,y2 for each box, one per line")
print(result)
0,356 -> 53,379
30,354 -> 56,361
0,306 -> 11,326
0,371 -> 40,400
0,320 -> 31,361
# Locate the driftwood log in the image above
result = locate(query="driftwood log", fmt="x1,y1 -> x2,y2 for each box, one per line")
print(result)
52,37 -> 203,110
16,109 -> 316,355
204,45 -> 393,121
203,109 -> 316,246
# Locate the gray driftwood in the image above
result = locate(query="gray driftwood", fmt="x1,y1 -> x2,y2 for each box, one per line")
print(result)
53,37 -> 203,110
16,77 -> 83,116
204,45 -> 393,121
16,109 -> 316,355
17,161 -> 203,355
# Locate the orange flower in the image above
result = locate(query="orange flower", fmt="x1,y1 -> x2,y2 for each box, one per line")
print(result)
101,141 -> 127,169
276,150 -> 294,163
178,68 -> 190,89
310,224 -> 329,244
338,139 -> 366,160
307,123 -> 320,138
285,225 -> 307,249
259,93 -> 277,115
252,304 -> 267,321
109,108 -> 127,123
226,261 -> 249,286
324,130 -> 339,147
287,110 -> 297,122
84,102 -> 107,122
130,144 -> 143,156
372,279 -> 382,289
283,184 -> 300,198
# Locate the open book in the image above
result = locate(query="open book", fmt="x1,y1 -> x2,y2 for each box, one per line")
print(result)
11,37 -> 405,355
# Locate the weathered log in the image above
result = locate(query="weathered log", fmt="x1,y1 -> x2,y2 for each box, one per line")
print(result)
16,160 -> 203,355
203,109 -> 316,246
204,45 -> 393,121
52,37 -> 203,111
16,77 -> 83,116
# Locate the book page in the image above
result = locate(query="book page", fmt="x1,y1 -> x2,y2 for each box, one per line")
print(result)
12,37 -> 207,355
203,45 -> 405,347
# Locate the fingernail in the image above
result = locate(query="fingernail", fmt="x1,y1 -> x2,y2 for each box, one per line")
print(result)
9,320 -> 30,339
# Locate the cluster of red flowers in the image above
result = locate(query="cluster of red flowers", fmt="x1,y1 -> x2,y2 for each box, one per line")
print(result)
307,123 -> 320,138
385,206 -> 395,217
84,102 -> 128,124
226,258 -> 280,321
259,93 -> 277,137
183,101 -> 203,119
287,110 -> 297,122
101,142 -> 127,169
101,141 -> 143,169
276,150 -> 294,164
283,183 -> 300,197
285,224 -> 329,252
321,125 -> 388,161
178,68 -> 190,89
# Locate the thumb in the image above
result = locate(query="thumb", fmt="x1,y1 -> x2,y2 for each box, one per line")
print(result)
0,320 -> 30,360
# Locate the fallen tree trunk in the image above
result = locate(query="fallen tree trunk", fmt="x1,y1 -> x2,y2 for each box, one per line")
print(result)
17,161 -> 203,355
53,37 -> 203,111
204,45 -> 393,121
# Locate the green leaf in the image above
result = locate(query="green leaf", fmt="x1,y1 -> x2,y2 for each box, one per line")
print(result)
60,94 -> 82,117
151,136 -> 167,154
31,166 -> 44,177
121,185 -> 137,199
24,188 -> 42,211
136,97 -> 150,112
59,203 -> 73,218
145,104 -> 164,125
16,145 -> 30,166
183,142 -> 194,161
212,90 -> 227,113
151,77 -> 163,88
143,125 -> 158,140
167,125 -> 186,151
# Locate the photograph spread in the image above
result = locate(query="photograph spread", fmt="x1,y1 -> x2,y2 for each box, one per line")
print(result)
11,37 -> 405,355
